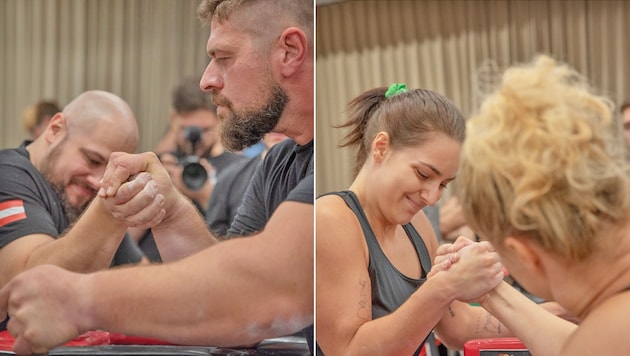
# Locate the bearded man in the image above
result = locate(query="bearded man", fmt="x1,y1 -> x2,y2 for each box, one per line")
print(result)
0,90 -> 161,322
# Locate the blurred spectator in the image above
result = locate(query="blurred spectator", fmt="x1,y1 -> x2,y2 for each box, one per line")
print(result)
155,77 -> 247,212
21,100 -> 60,139
620,97 -> 630,146
154,77 -> 247,176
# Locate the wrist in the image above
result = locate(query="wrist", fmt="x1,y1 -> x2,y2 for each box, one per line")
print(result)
162,191 -> 192,222
423,273 -> 459,306
74,272 -> 99,333
92,197 -> 128,229
154,192 -> 204,234
479,281 -> 510,311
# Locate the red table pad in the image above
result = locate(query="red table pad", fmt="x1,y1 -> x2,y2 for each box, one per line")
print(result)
0,330 -> 172,351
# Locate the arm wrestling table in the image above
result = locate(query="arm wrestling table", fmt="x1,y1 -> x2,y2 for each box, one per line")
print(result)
0,330 -> 310,355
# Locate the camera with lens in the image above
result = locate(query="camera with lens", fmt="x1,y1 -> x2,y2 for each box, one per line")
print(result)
178,126 -> 208,191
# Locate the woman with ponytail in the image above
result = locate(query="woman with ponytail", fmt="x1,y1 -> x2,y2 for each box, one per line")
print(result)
316,84 -> 511,355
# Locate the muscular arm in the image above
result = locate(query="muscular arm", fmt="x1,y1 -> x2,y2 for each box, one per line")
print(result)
0,173 -> 161,287
85,202 -> 312,345
0,199 -> 122,287
150,192 -> 217,261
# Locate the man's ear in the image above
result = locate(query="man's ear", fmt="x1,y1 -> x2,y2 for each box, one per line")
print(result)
42,113 -> 66,143
504,235 -> 544,275
371,132 -> 390,163
276,27 -> 308,77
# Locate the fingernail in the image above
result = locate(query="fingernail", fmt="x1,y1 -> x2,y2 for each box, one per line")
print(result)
149,181 -> 159,193
140,172 -> 151,183
157,209 -> 166,222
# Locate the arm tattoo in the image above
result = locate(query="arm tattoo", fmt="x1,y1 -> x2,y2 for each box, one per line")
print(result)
448,306 -> 456,318
483,312 -> 502,334
475,311 -> 502,336
357,278 -> 370,321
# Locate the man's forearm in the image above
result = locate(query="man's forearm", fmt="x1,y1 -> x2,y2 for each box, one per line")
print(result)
80,235 -> 311,347
81,202 -> 313,347
151,193 -> 218,262
27,198 -> 127,272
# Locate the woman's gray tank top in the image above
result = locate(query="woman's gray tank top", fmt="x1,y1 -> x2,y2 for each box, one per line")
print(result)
318,191 -> 436,355
328,190 -> 432,317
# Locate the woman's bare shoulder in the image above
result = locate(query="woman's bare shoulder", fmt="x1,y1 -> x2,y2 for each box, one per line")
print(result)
562,290 -> 630,354
316,193 -> 362,242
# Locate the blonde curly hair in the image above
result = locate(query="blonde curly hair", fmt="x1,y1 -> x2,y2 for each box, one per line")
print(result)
458,55 -> 630,261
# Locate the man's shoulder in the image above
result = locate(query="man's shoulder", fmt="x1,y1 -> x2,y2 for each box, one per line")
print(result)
0,147 -> 37,178
0,146 -> 28,162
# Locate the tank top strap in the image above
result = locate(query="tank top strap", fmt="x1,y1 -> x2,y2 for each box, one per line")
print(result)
402,224 -> 431,277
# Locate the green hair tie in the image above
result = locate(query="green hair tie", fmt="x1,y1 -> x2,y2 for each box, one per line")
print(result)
385,83 -> 408,98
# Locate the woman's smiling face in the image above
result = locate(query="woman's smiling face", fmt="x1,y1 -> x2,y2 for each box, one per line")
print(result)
371,132 -> 461,225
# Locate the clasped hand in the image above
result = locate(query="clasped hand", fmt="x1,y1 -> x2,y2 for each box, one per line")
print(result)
428,236 -> 504,304
99,152 -> 181,228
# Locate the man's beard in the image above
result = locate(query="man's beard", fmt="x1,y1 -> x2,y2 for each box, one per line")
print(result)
40,143 -> 90,225
215,85 -> 288,151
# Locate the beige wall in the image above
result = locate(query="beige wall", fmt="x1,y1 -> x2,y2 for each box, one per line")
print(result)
3,0 -> 629,196
0,0 -> 210,152
316,0 -> 630,195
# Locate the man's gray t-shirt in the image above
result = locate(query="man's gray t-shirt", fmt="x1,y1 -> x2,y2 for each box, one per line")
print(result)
227,139 -> 314,237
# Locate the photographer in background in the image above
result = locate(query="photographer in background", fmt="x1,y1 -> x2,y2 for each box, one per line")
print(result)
129,78 -> 247,260
154,78 -> 247,210
156,78 -> 247,178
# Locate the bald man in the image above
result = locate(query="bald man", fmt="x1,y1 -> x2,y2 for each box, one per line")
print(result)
0,91 -> 163,319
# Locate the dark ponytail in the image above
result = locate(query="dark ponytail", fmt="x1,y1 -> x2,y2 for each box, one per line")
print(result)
337,87 -> 389,177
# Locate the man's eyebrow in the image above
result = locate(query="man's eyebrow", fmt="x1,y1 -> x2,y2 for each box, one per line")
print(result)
80,148 -> 107,163
207,44 -> 232,57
